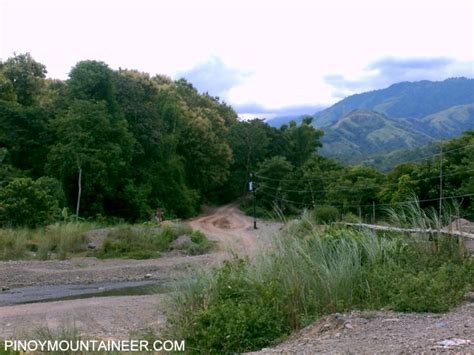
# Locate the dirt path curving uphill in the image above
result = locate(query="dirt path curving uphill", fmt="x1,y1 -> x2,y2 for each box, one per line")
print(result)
187,204 -> 269,256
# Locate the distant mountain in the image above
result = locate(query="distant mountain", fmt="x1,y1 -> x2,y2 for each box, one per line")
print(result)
319,109 -> 434,162
360,143 -> 439,172
261,78 -> 474,167
314,78 -> 474,166
313,78 -> 474,127
419,103 -> 474,137
266,115 -> 304,127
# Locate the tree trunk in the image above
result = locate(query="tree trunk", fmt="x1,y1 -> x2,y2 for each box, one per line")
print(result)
76,165 -> 82,219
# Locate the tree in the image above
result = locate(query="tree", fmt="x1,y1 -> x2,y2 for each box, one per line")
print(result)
256,156 -> 294,210
0,177 -> 63,227
1,53 -> 46,106
0,100 -> 51,177
282,116 -> 324,167
67,60 -> 118,112
47,100 -> 134,217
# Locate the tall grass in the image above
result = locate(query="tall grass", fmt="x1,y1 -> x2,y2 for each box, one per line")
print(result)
165,210 -> 473,354
96,223 -> 212,259
0,222 -> 98,260
386,196 -> 461,230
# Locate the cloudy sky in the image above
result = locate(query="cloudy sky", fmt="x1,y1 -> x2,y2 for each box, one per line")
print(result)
1,0 -> 472,118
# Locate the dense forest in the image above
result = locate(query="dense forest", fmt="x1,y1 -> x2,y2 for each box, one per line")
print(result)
0,53 -> 473,227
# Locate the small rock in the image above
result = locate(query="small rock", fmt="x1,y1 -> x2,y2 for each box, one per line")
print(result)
1,286 -> 9,291
436,321 -> 447,328
438,338 -> 471,348
170,235 -> 195,250
87,242 -> 96,249
144,274 -> 152,279
344,323 -> 353,330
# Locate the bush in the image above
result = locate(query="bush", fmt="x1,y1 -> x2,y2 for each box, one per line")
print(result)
98,227 -> 163,259
0,177 -> 64,227
97,223 -> 211,259
186,230 -> 213,255
311,206 -> 339,224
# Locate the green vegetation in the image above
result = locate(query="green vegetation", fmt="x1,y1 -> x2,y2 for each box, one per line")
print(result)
312,78 -> 474,126
0,221 -> 212,260
0,177 -> 64,227
0,222 -> 97,260
1,53 -> 473,227
97,224 -> 212,259
250,130 -> 474,221
0,53 -> 237,224
165,209 -> 473,354
266,79 -> 474,167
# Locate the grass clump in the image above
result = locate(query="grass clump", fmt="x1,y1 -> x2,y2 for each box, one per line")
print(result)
96,223 -> 212,259
166,211 -> 474,354
97,226 -> 166,259
0,221 -> 97,260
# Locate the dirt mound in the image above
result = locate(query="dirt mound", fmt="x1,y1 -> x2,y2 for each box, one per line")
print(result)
212,216 -> 232,229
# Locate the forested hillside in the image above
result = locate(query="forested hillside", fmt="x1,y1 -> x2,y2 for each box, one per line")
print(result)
268,78 -> 474,167
313,78 -> 474,127
0,54 -> 238,223
1,53 -> 473,226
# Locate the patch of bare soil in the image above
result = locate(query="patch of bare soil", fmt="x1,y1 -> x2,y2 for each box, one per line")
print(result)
187,204 -> 282,256
0,295 -> 166,339
251,301 -> 474,354
0,254 -> 216,289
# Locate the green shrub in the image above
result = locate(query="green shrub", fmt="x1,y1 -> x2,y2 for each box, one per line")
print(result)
98,227 -> 162,259
187,230 -> 213,255
96,223 -> 210,259
0,177 -> 64,227
311,206 -> 339,224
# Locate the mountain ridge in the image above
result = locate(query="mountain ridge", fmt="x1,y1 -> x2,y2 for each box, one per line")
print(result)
313,77 -> 474,127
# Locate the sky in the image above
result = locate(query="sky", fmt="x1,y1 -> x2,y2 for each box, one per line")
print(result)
1,0 -> 473,118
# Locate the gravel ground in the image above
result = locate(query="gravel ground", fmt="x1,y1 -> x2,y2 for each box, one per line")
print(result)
0,295 -> 166,339
251,300 -> 474,354
0,254 -> 217,289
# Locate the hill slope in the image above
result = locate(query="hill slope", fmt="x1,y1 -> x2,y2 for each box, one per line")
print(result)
319,109 -> 434,161
313,77 -> 474,127
315,78 -> 474,165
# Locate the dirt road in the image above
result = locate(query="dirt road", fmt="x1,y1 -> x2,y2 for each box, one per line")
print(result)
0,205 -> 278,339
187,204 -> 278,255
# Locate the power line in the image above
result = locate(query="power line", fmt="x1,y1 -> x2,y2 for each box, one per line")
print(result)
258,167 -> 474,194
254,142 -> 474,184
257,188 -> 474,209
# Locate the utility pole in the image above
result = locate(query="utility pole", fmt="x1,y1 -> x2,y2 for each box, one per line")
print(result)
249,173 -> 257,229
439,145 -> 443,224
